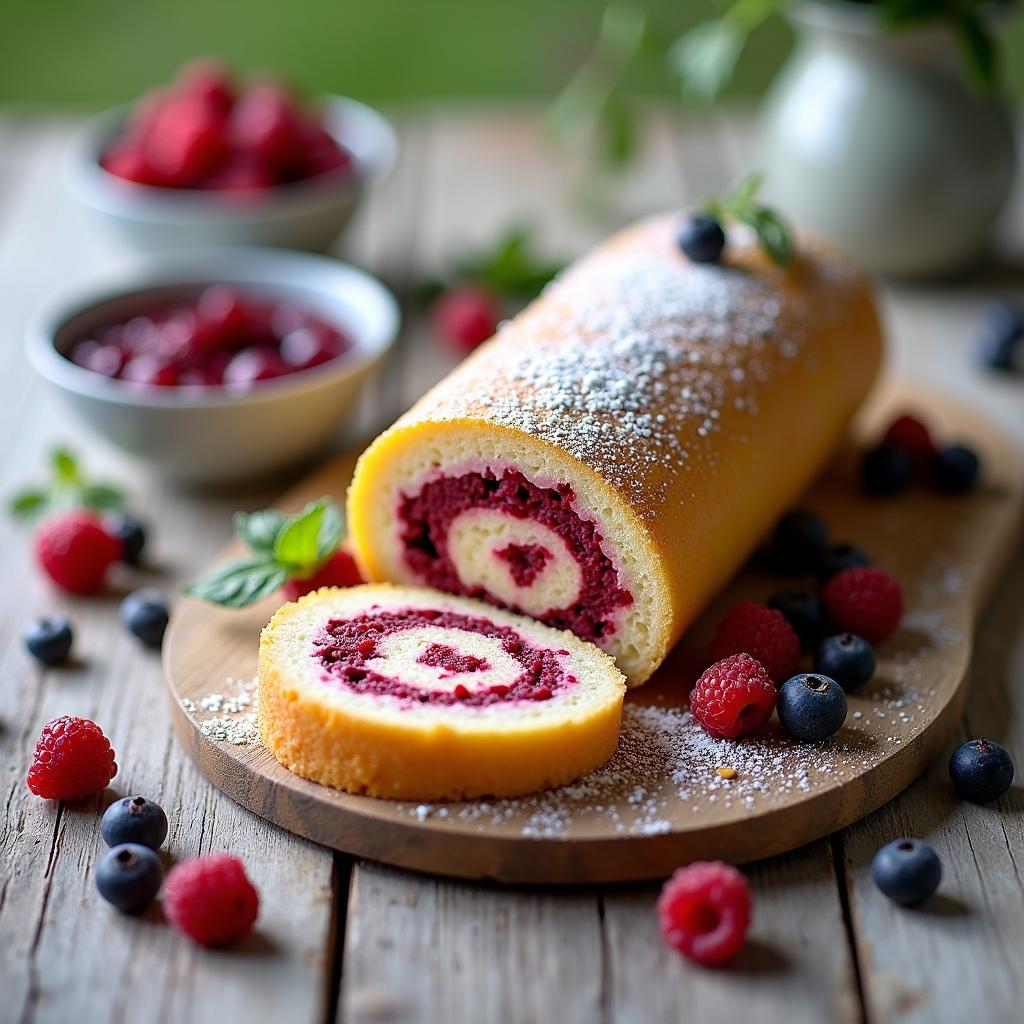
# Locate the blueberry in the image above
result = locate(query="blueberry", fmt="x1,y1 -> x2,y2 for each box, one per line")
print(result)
949,738 -> 1014,802
976,299 -> 1022,372
767,510 -> 829,575
777,673 -> 847,741
816,542 -> 872,584
814,633 -> 876,692
860,444 -> 913,496
95,843 -> 164,913
871,838 -> 942,906
120,589 -> 169,647
101,795 -> 168,850
24,616 -> 73,666
106,513 -> 147,565
931,444 -> 980,494
768,588 -> 826,650
678,214 -> 726,264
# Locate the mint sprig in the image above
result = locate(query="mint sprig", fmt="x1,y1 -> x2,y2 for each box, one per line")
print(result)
8,446 -> 126,522
186,498 -> 344,609
705,173 -> 793,267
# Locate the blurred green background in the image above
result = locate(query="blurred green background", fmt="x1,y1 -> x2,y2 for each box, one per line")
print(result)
2,0 -> 1022,107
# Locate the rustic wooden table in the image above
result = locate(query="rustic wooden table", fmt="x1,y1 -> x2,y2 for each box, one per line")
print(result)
1,107 -> 1022,1024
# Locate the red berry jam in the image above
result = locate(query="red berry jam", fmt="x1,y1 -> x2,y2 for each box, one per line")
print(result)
312,608 -> 574,707
100,60 -> 353,192
398,469 -> 632,642
66,285 -> 352,392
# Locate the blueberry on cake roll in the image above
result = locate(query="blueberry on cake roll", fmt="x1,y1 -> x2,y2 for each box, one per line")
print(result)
348,214 -> 883,685
257,584 -> 626,800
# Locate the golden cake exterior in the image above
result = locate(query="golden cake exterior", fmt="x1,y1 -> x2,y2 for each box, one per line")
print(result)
348,214 -> 883,685
258,584 -> 626,800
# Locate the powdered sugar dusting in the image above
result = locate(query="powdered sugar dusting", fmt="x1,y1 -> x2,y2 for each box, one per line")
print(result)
182,676 -> 259,745
409,216 -> 859,509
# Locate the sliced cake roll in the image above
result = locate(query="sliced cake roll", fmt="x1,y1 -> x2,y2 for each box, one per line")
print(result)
258,584 -> 626,800
347,213 -> 883,684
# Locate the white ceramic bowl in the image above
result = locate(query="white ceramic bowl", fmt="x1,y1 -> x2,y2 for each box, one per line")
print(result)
27,249 -> 399,484
66,96 -> 398,252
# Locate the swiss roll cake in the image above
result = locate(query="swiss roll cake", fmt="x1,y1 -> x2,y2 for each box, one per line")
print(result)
347,214 -> 883,685
258,584 -> 626,800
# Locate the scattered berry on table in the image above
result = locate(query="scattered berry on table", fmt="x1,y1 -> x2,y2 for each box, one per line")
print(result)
767,588 -> 826,651
95,844 -> 164,914
976,298 -> 1023,372
948,738 -> 1015,803
164,854 -> 260,946
33,511 -> 120,594
776,673 -> 847,742
432,285 -> 501,353
766,509 -> 829,575
105,512 -> 147,565
860,444 -> 913,496
657,860 -> 752,966
871,838 -> 942,906
820,566 -> 903,645
690,653 -> 777,739
677,214 -> 726,265
708,601 -> 801,684
120,589 -> 170,647
26,715 -> 117,800
814,633 -> 876,692
816,542 -> 872,584
24,615 -> 74,666
101,795 -> 169,850
281,546 -> 365,602
930,444 -> 981,494
882,413 -> 936,467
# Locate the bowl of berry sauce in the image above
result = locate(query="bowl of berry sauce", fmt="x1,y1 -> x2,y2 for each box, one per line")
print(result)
28,248 -> 399,483
66,61 -> 398,252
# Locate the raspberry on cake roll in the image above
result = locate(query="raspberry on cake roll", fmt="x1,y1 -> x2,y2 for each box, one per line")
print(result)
348,213 -> 883,685
257,584 -> 626,800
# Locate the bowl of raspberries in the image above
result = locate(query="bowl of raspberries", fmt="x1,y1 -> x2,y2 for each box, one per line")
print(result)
67,60 -> 398,252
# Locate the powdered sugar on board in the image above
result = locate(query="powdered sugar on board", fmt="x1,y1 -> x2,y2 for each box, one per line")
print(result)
181,676 -> 259,745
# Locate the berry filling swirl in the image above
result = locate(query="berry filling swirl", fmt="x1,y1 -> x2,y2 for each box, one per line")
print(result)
396,468 -> 633,642
312,607 -> 577,707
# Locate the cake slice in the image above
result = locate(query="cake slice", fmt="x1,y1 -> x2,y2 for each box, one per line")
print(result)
258,584 -> 626,800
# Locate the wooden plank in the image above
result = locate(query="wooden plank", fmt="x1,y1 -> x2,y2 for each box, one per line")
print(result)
0,120 -> 342,1024
340,864 -> 605,1024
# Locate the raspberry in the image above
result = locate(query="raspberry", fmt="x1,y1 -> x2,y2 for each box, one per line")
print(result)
26,716 -> 117,800
658,861 -> 752,966
690,653 -> 777,739
432,286 -> 501,353
883,414 -> 935,467
281,546 -> 365,602
821,566 -> 903,645
164,854 -> 259,946
34,511 -> 121,594
708,602 -> 800,683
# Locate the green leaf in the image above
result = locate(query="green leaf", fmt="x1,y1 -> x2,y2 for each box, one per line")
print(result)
235,508 -> 288,553
725,172 -> 765,213
79,483 -> 126,511
273,499 -> 329,573
740,206 -> 793,267
51,447 -> 80,484
667,19 -> 745,101
185,556 -> 288,609
9,489 -> 48,518
316,503 -> 344,564
952,13 -> 996,93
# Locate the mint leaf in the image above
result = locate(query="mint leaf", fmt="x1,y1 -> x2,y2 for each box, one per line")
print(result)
185,556 -> 287,608
235,509 -> 288,553
9,490 -> 47,518
725,172 -> 764,212
51,447 -> 80,484
316,504 -> 344,563
80,483 -> 125,511
741,206 -> 792,267
273,499 -> 329,573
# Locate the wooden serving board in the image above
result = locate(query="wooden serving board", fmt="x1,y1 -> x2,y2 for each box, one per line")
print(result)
164,380 -> 1023,883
